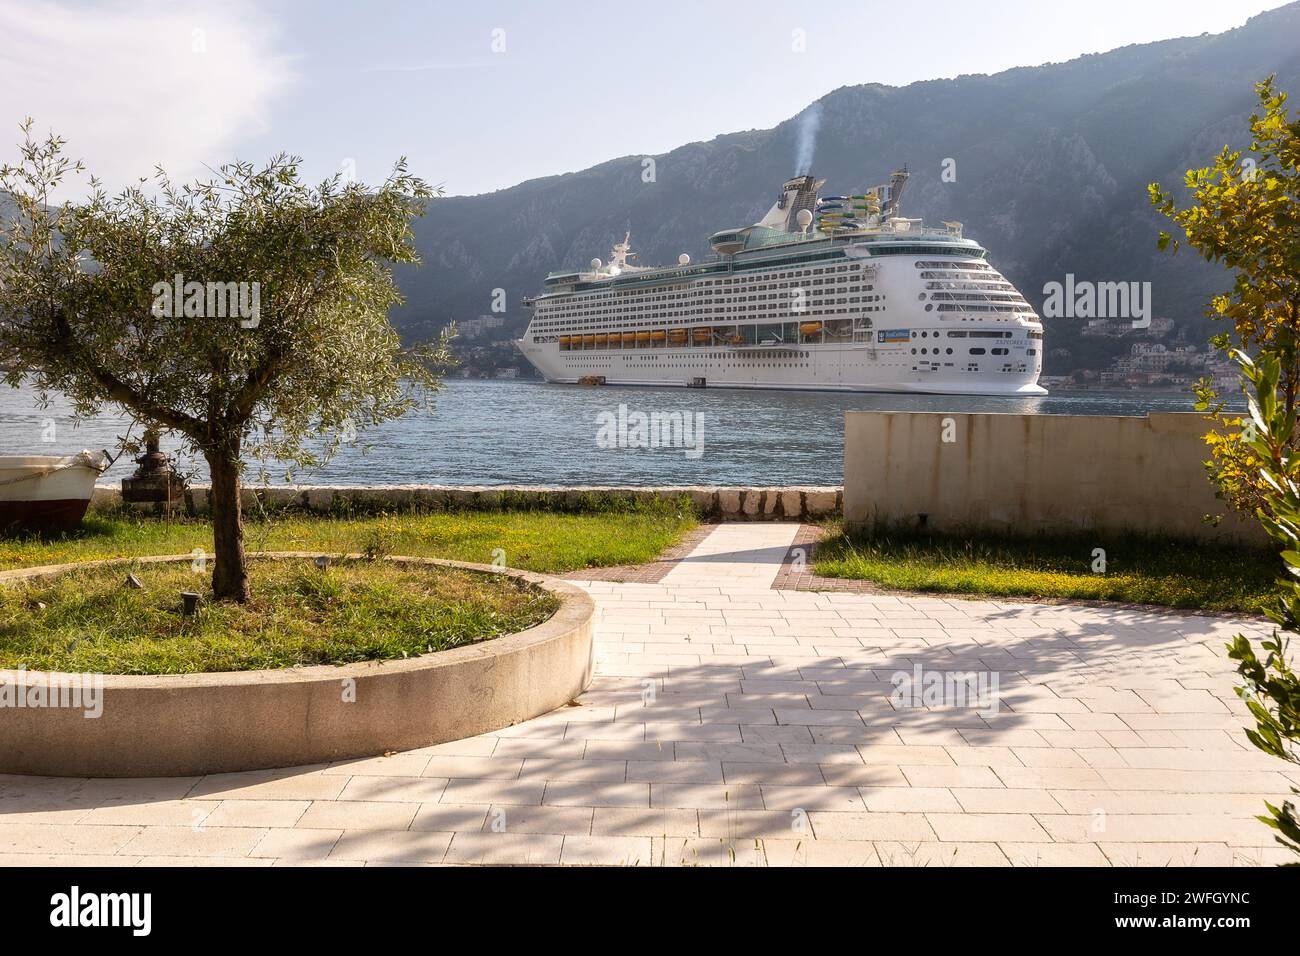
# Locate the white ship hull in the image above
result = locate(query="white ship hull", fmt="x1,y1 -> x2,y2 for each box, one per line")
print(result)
519,341 -> 1046,395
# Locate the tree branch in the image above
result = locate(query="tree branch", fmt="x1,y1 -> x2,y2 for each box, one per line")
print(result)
51,309 -> 205,436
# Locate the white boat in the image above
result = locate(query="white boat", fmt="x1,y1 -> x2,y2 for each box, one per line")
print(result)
0,452 -> 110,533
517,170 -> 1046,396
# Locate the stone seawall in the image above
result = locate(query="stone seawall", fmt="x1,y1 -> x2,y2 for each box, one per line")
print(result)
91,485 -> 843,521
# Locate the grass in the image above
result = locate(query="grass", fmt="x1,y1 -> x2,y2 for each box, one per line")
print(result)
0,502 -> 697,575
812,522 -> 1280,613
0,557 -> 561,674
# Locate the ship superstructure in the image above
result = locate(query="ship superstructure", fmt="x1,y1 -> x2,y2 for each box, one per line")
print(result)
517,170 -> 1045,395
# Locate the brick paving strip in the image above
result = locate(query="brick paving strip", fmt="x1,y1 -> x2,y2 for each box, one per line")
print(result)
2,522 -> 1296,867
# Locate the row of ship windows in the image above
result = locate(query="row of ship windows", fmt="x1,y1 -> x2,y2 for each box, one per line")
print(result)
547,319 -> 872,349
539,268 -> 875,311
912,347 -> 1039,356
913,260 -> 994,270
925,280 -> 1016,290
916,329 -> 1012,338
541,289 -> 880,311
549,262 -> 873,301
534,284 -> 876,319
568,350 -> 811,360
545,281 -> 872,309
926,304 -> 1034,315
534,300 -> 888,329
567,361 -> 814,369
917,271 -> 999,281
919,364 -> 1031,373
924,292 -> 1027,304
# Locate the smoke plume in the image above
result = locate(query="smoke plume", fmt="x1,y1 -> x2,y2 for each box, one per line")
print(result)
794,102 -> 823,175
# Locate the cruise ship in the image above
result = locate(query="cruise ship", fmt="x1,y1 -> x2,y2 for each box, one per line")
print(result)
517,171 -> 1045,395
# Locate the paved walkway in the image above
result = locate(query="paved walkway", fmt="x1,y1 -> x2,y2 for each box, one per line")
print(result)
1,523 -> 1296,866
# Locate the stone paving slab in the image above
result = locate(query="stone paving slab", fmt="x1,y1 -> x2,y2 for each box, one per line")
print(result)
1,522 -> 1297,867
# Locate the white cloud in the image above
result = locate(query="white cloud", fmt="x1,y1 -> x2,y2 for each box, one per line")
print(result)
0,0 -> 295,194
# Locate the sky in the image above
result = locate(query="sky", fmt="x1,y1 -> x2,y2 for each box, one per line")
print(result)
0,0 -> 1291,198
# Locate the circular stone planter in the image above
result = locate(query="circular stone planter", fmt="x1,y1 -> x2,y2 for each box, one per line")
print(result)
0,553 -> 594,777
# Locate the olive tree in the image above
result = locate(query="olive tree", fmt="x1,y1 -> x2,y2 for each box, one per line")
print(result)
0,121 -> 448,601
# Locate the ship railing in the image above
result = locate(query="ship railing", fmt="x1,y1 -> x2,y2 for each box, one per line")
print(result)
740,220 -> 966,251
535,222 -> 968,286
874,220 -> 965,238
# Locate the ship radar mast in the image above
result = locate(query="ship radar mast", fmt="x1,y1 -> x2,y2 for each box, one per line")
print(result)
609,232 -> 640,272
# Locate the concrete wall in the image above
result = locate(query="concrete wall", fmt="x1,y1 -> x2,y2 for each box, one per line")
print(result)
844,411 -> 1266,546
91,485 -> 843,521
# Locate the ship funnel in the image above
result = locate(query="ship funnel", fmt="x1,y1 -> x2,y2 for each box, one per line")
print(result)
756,174 -> 826,233
884,167 -> 909,218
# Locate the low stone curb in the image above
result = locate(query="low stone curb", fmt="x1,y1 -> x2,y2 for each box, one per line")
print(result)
0,553 -> 594,777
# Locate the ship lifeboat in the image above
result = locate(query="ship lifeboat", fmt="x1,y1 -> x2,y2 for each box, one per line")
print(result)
668,329 -> 688,343
622,332 -> 637,344
635,331 -> 651,342
582,335 -> 596,345
594,334 -> 608,345
800,322 -> 824,336
691,328 -> 713,342
559,335 -> 572,345
649,330 -> 666,342
0,452 -> 110,534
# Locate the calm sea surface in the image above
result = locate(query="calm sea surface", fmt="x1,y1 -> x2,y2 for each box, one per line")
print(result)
0,379 -> 1222,487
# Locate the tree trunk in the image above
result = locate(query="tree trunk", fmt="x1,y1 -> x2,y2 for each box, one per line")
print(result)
207,449 -> 251,603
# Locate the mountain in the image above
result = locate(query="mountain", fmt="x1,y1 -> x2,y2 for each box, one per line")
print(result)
395,7 -> 1299,374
